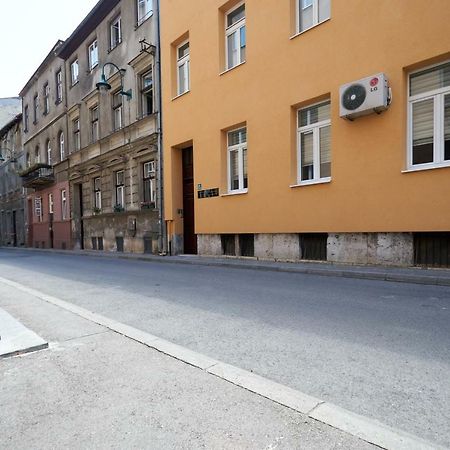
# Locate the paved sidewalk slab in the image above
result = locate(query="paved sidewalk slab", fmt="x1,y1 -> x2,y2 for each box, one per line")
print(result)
0,307 -> 48,358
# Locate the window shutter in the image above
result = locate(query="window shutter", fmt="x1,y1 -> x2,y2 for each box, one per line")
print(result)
301,131 -> 314,166
410,63 -> 450,96
319,126 -> 331,163
412,99 -> 434,145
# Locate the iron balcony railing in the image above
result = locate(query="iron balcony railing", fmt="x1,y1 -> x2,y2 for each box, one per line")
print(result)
19,164 -> 54,189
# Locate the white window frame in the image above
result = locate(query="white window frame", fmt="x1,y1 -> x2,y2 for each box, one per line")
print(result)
113,92 -> 123,131
35,197 -> 42,222
141,68 -> 154,116
115,170 -> 125,208
35,146 -> 40,164
176,41 -> 190,96
43,83 -> 50,114
407,60 -> 450,171
56,70 -> 63,103
71,59 -> 79,85
94,177 -> 102,210
225,2 -> 246,70
110,15 -> 122,49
297,100 -> 331,185
143,161 -> 156,203
227,127 -> 248,194
47,140 -> 52,165
24,105 -> 29,132
48,193 -> 54,214
61,190 -> 67,220
137,0 -> 153,24
59,132 -> 65,161
91,106 -> 99,142
88,40 -> 99,71
73,118 -> 80,151
296,0 -> 330,35
33,94 -> 38,123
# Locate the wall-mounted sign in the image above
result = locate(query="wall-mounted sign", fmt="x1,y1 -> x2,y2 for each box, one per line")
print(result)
198,188 -> 219,199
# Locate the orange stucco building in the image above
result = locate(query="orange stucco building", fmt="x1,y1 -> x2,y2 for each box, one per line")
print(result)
160,0 -> 450,266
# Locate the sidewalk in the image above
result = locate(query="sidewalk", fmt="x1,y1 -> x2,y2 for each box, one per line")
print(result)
3,246 -> 450,287
0,280 -> 377,450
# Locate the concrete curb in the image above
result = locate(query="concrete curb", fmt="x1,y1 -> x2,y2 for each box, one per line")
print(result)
3,246 -> 450,287
0,276 -> 445,450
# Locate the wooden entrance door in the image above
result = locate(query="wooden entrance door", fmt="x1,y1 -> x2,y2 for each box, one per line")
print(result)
182,147 -> 197,254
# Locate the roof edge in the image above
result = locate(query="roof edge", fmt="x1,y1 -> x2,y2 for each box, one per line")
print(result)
57,0 -> 121,60
19,40 -> 65,97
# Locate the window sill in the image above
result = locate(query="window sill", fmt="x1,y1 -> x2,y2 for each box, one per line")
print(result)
290,18 -> 331,40
220,61 -> 246,76
221,189 -> 248,197
135,13 -> 153,30
290,177 -> 331,188
402,162 -> 450,173
172,90 -> 190,101
71,81 -> 79,88
108,41 -> 122,54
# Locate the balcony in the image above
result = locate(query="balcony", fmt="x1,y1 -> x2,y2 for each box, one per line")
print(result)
19,164 -> 55,189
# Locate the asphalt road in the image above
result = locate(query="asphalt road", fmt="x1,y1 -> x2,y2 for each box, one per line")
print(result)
1,249 -> 449,447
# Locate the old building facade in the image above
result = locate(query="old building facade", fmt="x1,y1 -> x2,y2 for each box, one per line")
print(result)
160,0 -> 450,267
19,40 -> 71,250
57,0 -> 162,253
0,114 -> 26,247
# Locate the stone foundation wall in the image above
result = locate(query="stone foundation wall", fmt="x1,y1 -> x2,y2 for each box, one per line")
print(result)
83,210 -> 160,254
197,232 -> 415,267
327,233 -> 414,266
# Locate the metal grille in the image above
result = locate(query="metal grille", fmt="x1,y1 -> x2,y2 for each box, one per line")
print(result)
116,236 -> 124,252
91,237 -> 97,250
239,234 -> 254,257
221,235 -> 235,256
143,237 -> 152,254
414,232 -> 450,267
299,233 -> 328,261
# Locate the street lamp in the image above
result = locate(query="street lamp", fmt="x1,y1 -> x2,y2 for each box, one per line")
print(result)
96,62 -> 132,99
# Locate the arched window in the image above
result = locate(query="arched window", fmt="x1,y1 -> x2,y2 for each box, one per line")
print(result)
35,146 -> 41,164
47,140 -> 52,165
59,132 -> 65,161
26,153 -> 31,168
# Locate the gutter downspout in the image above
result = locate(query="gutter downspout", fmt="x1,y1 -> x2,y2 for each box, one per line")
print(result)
155,0 -> 167,255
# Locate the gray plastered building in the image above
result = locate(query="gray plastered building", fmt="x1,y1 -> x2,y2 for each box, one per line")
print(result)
57,0 -> 161,253
0,114 -> 26,247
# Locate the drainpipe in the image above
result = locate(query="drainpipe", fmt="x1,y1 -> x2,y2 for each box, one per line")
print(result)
155,0 -> 167,255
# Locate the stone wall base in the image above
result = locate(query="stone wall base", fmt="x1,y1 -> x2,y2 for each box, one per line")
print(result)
197,232 -> 414,267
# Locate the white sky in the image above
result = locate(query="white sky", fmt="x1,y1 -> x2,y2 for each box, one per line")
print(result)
0,0 -> 99,98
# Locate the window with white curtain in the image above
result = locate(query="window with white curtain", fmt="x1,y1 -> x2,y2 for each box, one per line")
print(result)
226,3 -> 246,70
61,190 -> 67,220
177,41 -> 190,95
48,193 -> 54,214
297,100 -> 331,184
115,170 -> 125,208
88,40 -> 98,70
137,0 -> 152,24
408,61 -> 450,168
47,140 -> 52,165
298,0 -> 330,34
94,177 -> 102,210
227,127 -> 248,193
59,131 -> 65,161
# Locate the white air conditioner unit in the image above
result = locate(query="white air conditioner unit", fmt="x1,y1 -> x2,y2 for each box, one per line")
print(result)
339,73 -> 391,120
